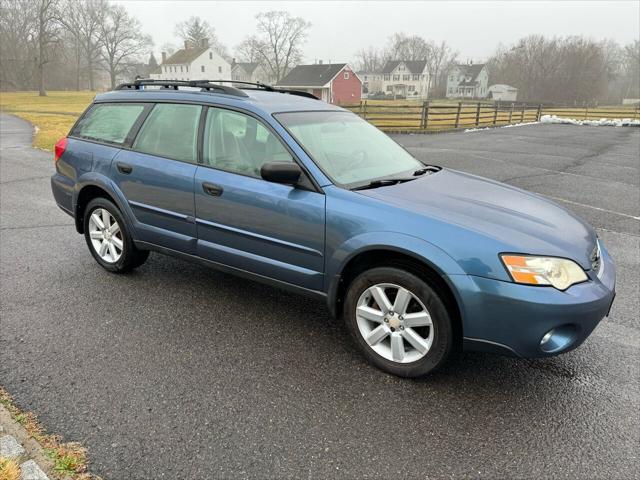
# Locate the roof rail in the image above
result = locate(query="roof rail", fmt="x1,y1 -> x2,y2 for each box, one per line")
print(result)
114,78 -> 319,100
114,79 -> 249,97
272,88 -> 319,100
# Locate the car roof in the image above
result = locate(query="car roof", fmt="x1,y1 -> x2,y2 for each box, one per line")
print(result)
93,88 -> 345,117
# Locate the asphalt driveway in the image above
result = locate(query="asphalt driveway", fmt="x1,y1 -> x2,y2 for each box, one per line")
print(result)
1,114 -> 638,479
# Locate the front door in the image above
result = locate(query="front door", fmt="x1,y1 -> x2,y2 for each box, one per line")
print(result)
112,103 -> 202,253
194,106 -> 325,291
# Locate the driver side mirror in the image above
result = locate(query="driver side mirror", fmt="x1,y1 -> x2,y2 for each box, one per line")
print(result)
260,162 -> 302,185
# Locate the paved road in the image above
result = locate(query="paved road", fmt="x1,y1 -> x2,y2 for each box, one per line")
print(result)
1,114 -> 638,479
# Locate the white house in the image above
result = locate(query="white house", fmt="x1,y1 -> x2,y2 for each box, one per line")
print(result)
488,84 -> 518,102
151,39 -> 231,81
380,60 -> 430,98
446,63 -> 489,99
231,61 -> 270,85
358,72 -> 383,95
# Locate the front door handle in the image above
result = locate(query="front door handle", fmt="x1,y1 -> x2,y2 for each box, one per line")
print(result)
202,182 -> 223,197
116,162 -> 133,174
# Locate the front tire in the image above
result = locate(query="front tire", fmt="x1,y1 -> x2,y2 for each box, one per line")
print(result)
344,267 -> 453,377
83,197 -> 149,273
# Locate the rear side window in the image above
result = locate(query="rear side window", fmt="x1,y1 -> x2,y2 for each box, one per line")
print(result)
133,104 -> 202,163
74,104 -> 145,144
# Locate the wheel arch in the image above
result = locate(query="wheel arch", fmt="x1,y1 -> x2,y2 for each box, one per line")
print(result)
74,176 -> 134,235
327,244 -> 464,343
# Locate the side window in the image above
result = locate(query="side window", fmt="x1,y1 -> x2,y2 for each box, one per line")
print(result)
203,108 -> 293,178
133,104 -> 201,163
73,104 -> 145,144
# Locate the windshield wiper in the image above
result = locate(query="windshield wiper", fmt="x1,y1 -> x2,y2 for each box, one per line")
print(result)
351,177 -> 416,191
413,166 -> 440,176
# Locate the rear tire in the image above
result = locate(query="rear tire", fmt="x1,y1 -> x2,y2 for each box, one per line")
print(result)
344,267 -> 453,377
83,197 -> 149,273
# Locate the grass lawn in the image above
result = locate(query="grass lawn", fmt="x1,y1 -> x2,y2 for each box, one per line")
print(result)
0,91 -> 95,150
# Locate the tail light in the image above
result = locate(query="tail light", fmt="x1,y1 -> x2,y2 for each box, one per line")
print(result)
54,137 -> 67,162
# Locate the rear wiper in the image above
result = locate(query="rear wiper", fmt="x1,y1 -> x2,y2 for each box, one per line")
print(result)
351,177 -> 416,191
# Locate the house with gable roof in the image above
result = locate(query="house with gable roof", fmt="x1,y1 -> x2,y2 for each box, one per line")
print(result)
378,60 -> 430,99
231,61 -> 270,85
276,62 -> 361,104
446,63 -> 489,99
150,39 -> 231,81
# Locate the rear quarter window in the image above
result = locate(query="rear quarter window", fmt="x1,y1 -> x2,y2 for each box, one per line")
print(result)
73,103 -> 145,144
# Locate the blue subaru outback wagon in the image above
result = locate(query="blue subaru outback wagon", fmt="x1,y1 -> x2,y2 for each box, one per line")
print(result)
51,79 -> 616,377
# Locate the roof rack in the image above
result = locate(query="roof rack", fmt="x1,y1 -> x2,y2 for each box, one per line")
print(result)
114,79 -> 319,100
186,80 -> 319,99
114,79 -> 249,97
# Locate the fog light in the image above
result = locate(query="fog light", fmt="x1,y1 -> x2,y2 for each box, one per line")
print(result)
539,325 -> 578,353
540,330 -> 554,346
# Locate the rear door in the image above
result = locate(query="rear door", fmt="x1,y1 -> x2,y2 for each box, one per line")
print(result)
112,103 -> 202,254
194,106 -> 325,291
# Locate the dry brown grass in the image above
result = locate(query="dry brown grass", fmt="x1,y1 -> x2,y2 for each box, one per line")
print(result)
0,458 -> 21,480
0,387 -> 90,479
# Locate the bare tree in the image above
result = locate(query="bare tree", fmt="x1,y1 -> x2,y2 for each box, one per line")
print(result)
0,0 -> 37,90
619,40 -> 639,99
59,0 -> 107,90
386,33 -> 430,61
236,37 -> 262,64
159,41 -> 177,57
34,0 -> 61,96
355,46 -> 385,72
239,11 -> 311,83
425,40 -> 457,91
100,4 -> 151,88
487,35 -> 626,104
174,16 -> 229,59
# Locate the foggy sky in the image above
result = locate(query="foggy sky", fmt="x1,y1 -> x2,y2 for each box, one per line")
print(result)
114,0 -> 640,63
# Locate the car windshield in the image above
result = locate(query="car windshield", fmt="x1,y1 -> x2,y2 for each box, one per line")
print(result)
275,111 -> 425,186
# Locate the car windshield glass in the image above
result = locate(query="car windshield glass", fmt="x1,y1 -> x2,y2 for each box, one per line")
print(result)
275,111 -> 424,186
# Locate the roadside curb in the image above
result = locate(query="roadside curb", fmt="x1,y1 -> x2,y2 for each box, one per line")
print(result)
0,404 -> 53,479
0,388 -> 95,480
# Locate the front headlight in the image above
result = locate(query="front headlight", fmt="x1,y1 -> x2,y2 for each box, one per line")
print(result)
500,254 -> 588,291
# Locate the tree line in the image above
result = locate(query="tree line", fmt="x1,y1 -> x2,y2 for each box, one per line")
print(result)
355,33 -> 639,104
0,0 -> 151,94
1,0 -> 638,104
488,35 -> 639,104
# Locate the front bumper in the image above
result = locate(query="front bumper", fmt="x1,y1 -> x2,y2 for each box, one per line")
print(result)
449,245 -> 616,358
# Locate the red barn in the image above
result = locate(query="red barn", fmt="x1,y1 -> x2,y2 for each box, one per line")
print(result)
276,63 -> 361,105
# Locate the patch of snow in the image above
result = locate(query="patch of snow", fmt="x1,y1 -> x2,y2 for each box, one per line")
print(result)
464,121 -> 538,133
540,114 -> 640,127
502,121 -> 539,128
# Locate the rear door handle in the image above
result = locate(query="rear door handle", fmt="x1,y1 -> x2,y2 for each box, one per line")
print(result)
116,162 -> 133,174
202,182 -> 223,197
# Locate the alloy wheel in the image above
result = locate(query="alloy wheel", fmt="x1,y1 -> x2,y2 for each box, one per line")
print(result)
88,208 -> 123,263
356,283 -> 434,363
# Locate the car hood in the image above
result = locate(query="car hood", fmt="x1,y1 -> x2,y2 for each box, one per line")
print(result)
358,168 -> 598,271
